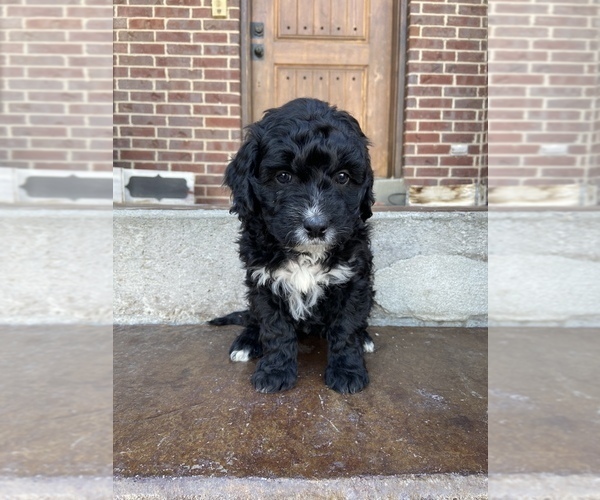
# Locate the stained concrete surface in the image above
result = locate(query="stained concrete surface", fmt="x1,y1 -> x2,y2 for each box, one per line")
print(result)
114,325 -> 487,497
0,325 -> 112,498
488,328 -> 600,499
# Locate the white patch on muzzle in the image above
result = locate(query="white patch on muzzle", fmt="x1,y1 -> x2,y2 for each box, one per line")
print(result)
294,198 -> 336,248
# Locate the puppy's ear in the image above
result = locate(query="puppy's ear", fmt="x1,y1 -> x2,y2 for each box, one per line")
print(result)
224,130 -> 260,221
360,158 -> 375,221
335,108 -> 374,221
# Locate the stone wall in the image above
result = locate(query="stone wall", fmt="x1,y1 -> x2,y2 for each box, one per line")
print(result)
113,209 -> 488,327
489,210 -> 600,326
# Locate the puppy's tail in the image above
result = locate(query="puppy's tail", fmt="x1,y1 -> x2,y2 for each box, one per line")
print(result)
208,310 -> 249,326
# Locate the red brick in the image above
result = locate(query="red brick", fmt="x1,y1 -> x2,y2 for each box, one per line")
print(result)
457,5 -> 487,17
417,144 -> 450,155
490,168 -> 538,178
422,3 -> 456,15
403,156 -> 439,166
156,31 -> 191,43
170,140 -> 205,150
131,138 -> 167,150
421,27 -> 457,38
158,151 -> 192,162
7,6 -> 63,16
166,44 -> 202,55
450,168 -> 480,177
444,87 -> 479,97
447,16 -> 481,28
458,28 -> 487,40
129,67 -> 166,79
524,156 -> 577,167
445,63 -> 480,75
195,151 -> 231,163
535,16 -> 589,28
154,7 -> 192,18
193,57 -> 228,69
203,19 -> 238,31
405,133 -> 440,143
421,50 -> 456,62
194,174 -> 224,186
418,121 -> 452,132
447,40 -> 481,51
411,38 -> 444,50
412,168 -> 449,177
410,14 -> 446,26
116,6 -> 153,17
407,86 -> 442,97
120,150 -> 155,161
193,32 -> 229,44
203,45 -> 238,56
128,19 -> 165,30
405,178 -> 440,186
203,69 -> 240,81
155,56 -> 192,67
205,117 -> 241,129
439,156 -> 475,167
554,5 -> 598,16
494,4 -> 549,14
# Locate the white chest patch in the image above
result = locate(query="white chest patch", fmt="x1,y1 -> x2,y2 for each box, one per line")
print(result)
252,255 -> 355,321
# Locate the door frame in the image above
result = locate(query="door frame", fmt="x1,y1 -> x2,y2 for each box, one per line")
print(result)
239,0 -> 407,178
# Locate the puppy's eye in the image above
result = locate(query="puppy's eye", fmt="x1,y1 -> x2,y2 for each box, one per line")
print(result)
334,171 -> 350,185
276,171 -> 292,184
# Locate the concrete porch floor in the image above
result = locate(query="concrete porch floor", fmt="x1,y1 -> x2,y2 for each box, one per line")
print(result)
0,325 -> 112,499
114,325 -> 487,498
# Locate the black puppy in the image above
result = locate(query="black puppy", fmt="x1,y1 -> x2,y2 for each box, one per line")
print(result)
216,98 -> 375,394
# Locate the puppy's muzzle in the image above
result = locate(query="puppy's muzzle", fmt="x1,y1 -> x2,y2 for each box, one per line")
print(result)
303,215 -> 328,240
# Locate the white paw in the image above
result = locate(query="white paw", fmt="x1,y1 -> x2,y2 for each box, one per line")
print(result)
230,349 -> 251,362
363,339 -> 375,353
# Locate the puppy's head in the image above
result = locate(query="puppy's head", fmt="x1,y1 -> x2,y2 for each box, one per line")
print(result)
225,98 -> 374,252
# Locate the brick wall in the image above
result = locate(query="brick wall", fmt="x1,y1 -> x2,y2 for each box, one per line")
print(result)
488,0 -> 600,195
403,0 -> 488,188
113,0 -> 242,205
0,1 -> 112,172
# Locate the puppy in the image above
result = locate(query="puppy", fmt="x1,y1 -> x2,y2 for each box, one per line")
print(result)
217,98 -> 375,394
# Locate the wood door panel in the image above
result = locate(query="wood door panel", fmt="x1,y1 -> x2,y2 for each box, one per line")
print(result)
252,0 -> 393,176
272,42 -> 369,65
275,66 -> 366,126
277,0 -> 367,39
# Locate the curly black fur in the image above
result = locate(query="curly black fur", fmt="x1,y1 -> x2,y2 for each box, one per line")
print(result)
218,98 -> 375,394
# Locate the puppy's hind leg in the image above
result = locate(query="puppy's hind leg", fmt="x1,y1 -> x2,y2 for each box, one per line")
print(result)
229,324 -> 263,362
360,330 -> 375,353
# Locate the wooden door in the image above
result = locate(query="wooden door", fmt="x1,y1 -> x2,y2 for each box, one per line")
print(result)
250,0 -> 394,177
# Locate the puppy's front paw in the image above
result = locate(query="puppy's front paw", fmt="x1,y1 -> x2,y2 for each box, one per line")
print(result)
229,328 -> 262,362
325,364 -> 369,394
252,361 -> 297,393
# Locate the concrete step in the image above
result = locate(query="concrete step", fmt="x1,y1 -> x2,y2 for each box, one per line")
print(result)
488,327 -> 600,499
0,325 -> 112,499
113,208 -> 488,328
114,325 -> 487,499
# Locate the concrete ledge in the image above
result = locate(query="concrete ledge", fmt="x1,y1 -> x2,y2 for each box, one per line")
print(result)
0,477 -> 112,500
0,208 -> 112,324
113,208 -> 488,326
114,474 -> 488,499
489,474 -> 600,499
489,211 -> 600,326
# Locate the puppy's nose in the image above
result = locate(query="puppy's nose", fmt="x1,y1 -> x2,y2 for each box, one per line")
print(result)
303,216 -> 328,239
